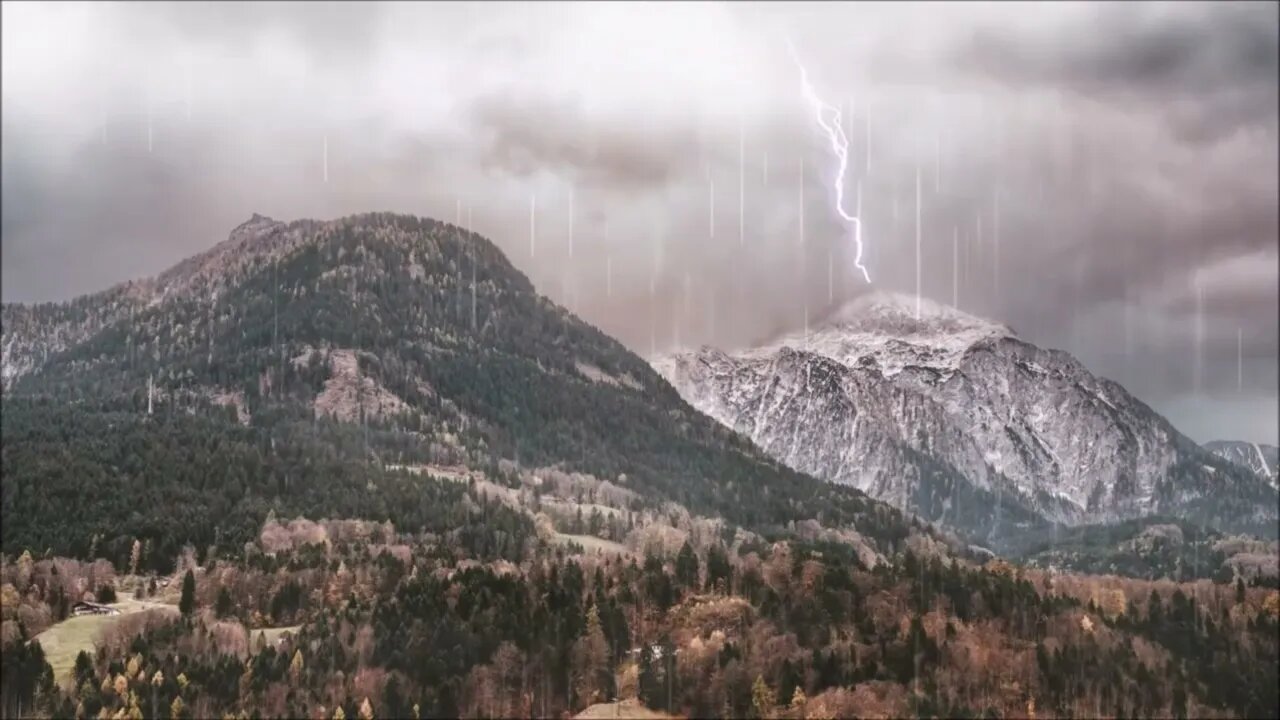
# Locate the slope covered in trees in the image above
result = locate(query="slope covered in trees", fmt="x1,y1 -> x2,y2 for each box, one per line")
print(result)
3,213 -> 926,574
1017,516 -> 1280,585
2,213 -> 1277,719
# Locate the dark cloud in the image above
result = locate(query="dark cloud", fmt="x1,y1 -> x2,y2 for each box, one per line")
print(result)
957,2 -> 1278,144
2,2 -> 1276,443
468,91 -> 703,191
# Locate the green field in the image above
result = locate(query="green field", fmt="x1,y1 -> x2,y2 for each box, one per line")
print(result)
574,699 -> 675,719
249,625 -> 303,650
34,593 -> 179,688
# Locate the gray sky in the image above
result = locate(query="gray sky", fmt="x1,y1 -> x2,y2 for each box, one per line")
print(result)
3,1 -> 1277,444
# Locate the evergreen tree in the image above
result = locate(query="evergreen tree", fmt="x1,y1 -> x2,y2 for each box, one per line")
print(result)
383,675 -> 404,720
706,545 -> 732,593
1173,678 -> 1188,720
74,651 -> 94,688
638,645 -> 660,711
179,570 -> 196,616
675,542 -> 699,590
1146,590 -> 1162,629
95,584 -> 117,603
215,587 -> 234,618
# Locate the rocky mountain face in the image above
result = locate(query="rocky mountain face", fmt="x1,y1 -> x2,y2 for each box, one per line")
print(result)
1206,440 -> 1279,489
653,291 -> 1277,546
2,212 -> 929,561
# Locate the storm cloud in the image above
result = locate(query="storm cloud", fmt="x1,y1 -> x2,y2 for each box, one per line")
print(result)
2,1 -> 1276,444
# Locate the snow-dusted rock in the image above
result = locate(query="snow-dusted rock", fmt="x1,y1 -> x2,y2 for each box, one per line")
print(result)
1206,440 -> 1278,489
654,291 -> 1276,539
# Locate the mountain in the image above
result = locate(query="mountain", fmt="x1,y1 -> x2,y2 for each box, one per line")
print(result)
653,290 -> 1277,547
4,215 -> 1278,720
1,212 -> 928,570
1207,440 -> 1279,489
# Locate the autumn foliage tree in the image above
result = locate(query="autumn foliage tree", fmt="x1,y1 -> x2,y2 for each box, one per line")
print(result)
751,674 -> 775,719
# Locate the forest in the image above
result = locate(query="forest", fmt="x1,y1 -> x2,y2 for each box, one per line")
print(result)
2,505 -> 1277,719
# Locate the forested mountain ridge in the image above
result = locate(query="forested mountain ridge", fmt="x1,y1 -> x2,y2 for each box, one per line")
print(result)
2,212 -> 930,572
1,213 -> 302,392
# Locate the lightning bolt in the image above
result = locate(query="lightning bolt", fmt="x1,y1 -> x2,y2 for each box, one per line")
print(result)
788,39 -> 871,284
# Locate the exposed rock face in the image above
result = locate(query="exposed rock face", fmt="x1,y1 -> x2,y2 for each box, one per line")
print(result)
310,349 -> 412,423
1206,440 -> 1279,489
654,291 -> 1276,540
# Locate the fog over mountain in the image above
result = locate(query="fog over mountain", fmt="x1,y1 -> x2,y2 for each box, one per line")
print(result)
3,1 -> 1276,443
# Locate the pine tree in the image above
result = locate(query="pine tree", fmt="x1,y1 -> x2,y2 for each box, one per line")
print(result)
676,542 -> 699,590
638,646 -> 660,710
179,570 -> 196,616
383,675 -> 403,719
73,652 -> 94,688
1146,590 -> 1162,629
1172,680 -> 1187,720
778,659 -> 799,709
706,545 -> 732,593
215,587 -> 233,618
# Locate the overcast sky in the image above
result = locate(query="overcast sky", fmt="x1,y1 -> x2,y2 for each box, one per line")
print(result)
2,1 -> 1277,444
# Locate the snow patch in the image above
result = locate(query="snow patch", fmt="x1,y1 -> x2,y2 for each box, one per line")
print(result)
575,361 -> 642,391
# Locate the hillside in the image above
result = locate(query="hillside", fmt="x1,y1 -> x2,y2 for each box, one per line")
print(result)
1,214 -> 1277,720
1,212 -> 922,573
1016,516 -> 1279,583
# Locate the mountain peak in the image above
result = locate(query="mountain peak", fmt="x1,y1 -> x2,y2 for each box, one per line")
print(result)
230,212 -> 281,238
741,290 -> 1011,378
818,290 -> 1013,338
653,291 -> 1278,541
